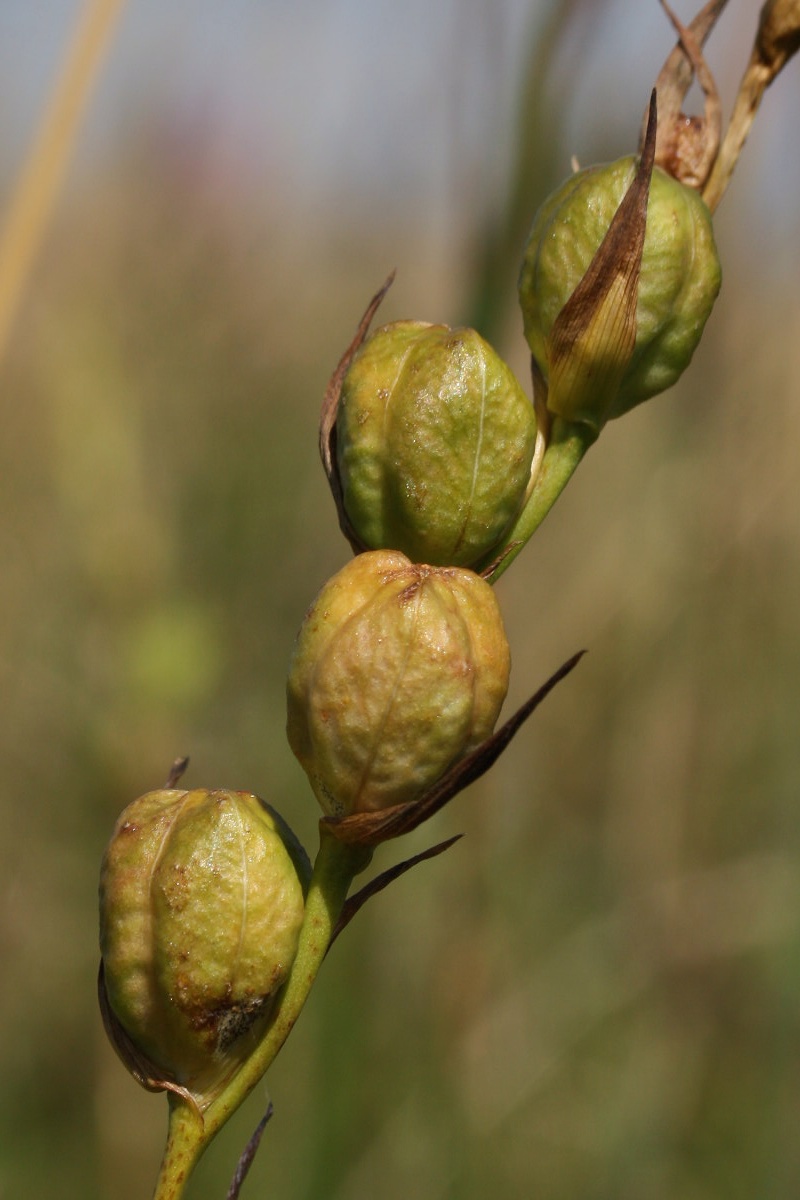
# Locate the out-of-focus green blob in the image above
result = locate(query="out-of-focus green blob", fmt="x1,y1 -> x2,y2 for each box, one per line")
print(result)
286,550 -> 510,816
336,322 -> 536,567
99,789 -> 308,1107
519,158 -> 721,421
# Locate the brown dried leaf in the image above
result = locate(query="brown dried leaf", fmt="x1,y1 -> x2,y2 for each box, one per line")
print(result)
227,1104 -> 274,1200
757,0 -> 800,76
647,0 -> 725,188
703,0 -> 800,209
545,94 -> 657,432
331,835 -> 462,944
322,650 -> 585,847
319,272 -> 396,554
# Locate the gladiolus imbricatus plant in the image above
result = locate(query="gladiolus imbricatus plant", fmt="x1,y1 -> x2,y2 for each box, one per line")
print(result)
97,3 -> 799,1195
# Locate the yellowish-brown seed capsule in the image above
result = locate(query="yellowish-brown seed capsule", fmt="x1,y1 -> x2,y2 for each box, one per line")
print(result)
99,789 -> 308,1107
286,550 -> 511,817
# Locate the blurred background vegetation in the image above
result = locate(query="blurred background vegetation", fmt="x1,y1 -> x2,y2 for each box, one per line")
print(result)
1,1 -> 799,1197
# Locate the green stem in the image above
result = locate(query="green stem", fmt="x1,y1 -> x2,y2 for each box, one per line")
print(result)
151,829 -> 371,1200
486,417 -> 596,583
151,1099 -> 205,1200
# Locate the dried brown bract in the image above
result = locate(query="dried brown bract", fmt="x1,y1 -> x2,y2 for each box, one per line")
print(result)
646,0 -> 726,189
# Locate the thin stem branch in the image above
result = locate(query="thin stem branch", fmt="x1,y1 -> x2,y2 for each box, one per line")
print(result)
703,0 -> 800,211
485,417 -> 595,583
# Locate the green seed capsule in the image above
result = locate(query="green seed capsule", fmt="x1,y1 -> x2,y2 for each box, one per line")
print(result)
99,789 -> 308,1107
519,157 -> 721,427
286,550 -> 511,817
336,321 -> 537,568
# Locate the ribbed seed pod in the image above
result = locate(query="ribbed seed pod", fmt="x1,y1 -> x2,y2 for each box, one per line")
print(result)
99,789 -> 308,1107
519,156 -> 721,431
336,321 -> 536,567
286,550 -> 511,817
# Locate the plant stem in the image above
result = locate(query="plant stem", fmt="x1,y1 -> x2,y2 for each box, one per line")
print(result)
151,1099 -> 205,1200
151,829 -> 371,1200
486,417 -> 596,583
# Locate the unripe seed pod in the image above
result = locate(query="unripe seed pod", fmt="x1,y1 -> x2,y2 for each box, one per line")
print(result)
519,157 -> 721,425
99,789 -> 307,1106
286,550 -> 510,817
336,321 -> 536,568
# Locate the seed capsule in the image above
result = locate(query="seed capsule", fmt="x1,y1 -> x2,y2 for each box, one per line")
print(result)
335,321 -> 536,568
99,789 -> 308,1106
286,550 -> 511,817
518,155 -> 721,430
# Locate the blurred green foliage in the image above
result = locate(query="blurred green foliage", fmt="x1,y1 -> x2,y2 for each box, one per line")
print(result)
1,3 -> 800,1198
